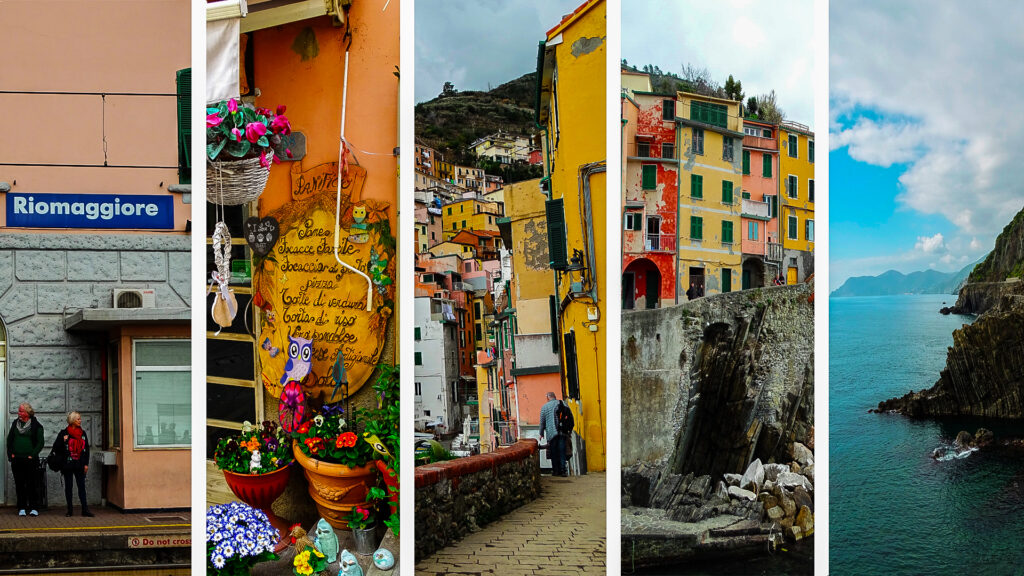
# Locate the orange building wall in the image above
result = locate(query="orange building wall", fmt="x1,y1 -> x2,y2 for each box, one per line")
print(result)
516,373 -> 563,428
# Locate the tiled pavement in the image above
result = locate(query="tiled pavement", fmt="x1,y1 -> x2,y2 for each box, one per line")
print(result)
0,505 -> 190,534
416,472 -> 606,576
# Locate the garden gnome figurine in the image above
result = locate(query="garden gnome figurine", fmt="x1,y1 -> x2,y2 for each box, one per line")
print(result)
313,518 -> 339,563
340,549 -> 363,576
249,449 -> 261,473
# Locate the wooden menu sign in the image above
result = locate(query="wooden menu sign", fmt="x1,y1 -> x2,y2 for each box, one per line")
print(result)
256,162 -> 395,401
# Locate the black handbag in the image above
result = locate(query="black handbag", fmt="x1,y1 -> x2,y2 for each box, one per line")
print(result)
45,451 -> 62,472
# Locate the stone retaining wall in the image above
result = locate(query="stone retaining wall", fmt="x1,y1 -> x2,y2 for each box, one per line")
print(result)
414,439 -> 541,560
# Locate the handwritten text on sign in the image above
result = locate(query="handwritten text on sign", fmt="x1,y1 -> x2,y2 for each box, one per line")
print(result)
257,162 -> 394,401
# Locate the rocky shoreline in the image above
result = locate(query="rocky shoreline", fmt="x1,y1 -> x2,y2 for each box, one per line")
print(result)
622,443 -> 814,568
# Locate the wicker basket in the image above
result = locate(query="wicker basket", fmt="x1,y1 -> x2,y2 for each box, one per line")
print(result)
207,156 -> 271,205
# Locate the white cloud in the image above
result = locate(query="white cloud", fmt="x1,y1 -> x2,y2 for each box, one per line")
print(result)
915,233 -> 944,254
831,0 -> 1024,236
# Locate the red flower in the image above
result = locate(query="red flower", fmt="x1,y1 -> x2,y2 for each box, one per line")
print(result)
271,115 -> 291,135
246,122 -> 268,144
206,113 -> 224,128
276,105 -> 287,116
297,422 -> 310,434
336,432 -> 357,448
227,98 -> 238,114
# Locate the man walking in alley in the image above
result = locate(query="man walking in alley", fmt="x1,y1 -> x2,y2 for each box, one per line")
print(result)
540,392 -> 566,476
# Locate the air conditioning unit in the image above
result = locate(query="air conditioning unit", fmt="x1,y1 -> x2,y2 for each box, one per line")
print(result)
113,289 -> 156,309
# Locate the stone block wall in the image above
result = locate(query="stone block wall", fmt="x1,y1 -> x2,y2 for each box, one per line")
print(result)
0,233 -> 190,506
414,439 -> 541,560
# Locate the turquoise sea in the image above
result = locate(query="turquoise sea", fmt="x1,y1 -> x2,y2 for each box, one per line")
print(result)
830,294 -> 1024,575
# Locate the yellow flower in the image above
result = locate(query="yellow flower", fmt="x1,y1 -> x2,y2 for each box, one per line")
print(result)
313,548 -> 324,557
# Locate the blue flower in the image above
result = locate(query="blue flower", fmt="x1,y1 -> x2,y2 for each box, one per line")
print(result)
211,554 -> 226,569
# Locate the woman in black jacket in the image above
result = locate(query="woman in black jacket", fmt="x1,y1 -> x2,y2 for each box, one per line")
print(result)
6,402 -> 44,516
53,411 -> 92,517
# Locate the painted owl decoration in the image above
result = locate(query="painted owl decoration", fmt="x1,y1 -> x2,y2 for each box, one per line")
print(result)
280,335 -> 313,385
352,204 -> 367,227
313,518 -> 339,563
373,548 -> 395,570
340,550 -> 362,576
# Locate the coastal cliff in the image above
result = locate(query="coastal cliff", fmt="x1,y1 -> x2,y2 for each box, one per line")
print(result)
621,284 -> 815,567
882,206 -> 1024,418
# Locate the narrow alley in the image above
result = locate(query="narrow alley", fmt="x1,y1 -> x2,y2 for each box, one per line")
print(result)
415,473 -> 607,576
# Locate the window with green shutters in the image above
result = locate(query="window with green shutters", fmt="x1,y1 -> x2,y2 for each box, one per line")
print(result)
788,134 -> 798,157
762,153 -> 772,178
808,140 -> 815,163
415,352 -> 422,365
662,99 -> 675,120
788,215 -> 798,240
722,269 -> 732,293
624,212 -> 643,231
809,179 -> 815,202
692,128 -> 704,155
742,150 -> 750,175
414,327 -> 421,340
690,100 -> 728,128
690,174 -> 703,198
722,180 -> 733,204
175,68 -> 191,184
722,220 -> 733,244
690,216 -> 703,240
642,164 -> 657,190
787,175 -> 798,199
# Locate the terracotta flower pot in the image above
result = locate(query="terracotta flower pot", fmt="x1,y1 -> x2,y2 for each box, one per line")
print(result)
292,441 -> 377,529
222,464 -> 291,538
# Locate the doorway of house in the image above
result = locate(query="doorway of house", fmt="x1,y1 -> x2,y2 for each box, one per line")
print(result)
623,272 -> 635,310
689,266 -> 705,297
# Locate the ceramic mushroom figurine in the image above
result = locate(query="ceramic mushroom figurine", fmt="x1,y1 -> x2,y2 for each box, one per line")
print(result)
313,518 -> 339,563
339,549 -> 363,576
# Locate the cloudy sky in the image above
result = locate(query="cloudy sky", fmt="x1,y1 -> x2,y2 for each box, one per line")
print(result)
622,0 -> 815,128
830,1 -> 1024,290
415,0 -> 584,103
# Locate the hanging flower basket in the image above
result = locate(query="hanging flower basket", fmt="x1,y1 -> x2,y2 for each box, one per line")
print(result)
208,156 -> 271,205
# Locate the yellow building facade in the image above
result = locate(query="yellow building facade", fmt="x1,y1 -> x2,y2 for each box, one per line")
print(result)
677,92 -> 744,295
501,178 -> 554,333
440,198 -> 503,239
537,0 -> 606,473
777,121 -> 815,284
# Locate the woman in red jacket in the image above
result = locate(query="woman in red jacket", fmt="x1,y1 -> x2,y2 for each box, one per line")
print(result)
53,411 -> 92,517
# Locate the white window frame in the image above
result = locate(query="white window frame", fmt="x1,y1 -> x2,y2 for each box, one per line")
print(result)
787,174 -> 799,199
788,214 -> 799,240
132,338 -> 190,450
806,219 -> 815,242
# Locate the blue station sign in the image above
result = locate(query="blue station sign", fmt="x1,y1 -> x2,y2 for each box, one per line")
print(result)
6,193 -> 175,229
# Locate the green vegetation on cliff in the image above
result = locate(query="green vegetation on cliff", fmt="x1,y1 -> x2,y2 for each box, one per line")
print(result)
968,206 -> 1024,282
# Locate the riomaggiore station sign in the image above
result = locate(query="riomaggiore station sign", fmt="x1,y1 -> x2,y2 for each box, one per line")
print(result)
6,193 -> 175,229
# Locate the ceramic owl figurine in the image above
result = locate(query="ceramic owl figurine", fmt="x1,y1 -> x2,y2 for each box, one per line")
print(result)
313,518 -> 339,563
373,548 -> 395,570
280,335 -> 313,385
352,205 -> 367,228
340,549 -> 362,576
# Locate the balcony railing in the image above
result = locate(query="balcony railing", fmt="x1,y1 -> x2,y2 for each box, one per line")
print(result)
645,233 -> 676,253
742,134 -> 778,151
742,198 -> 771,219
626,142 -> 673,159
765,241 -> 783,262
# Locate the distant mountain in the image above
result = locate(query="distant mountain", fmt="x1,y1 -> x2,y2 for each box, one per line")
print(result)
831,261 -> 977,297
415,73 -> 539,165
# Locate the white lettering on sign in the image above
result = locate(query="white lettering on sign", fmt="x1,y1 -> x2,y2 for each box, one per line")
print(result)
127,535 -> 192,548
12,195 -> 161,221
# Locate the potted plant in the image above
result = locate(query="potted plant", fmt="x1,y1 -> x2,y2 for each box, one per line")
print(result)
365,365 -> 400,515
292,545 -> 328,576
206,98 -> 292,205
291,407 -> 378,529
213,420 -> 294,536
344,500 -> 378,555
206,501 -> 279,575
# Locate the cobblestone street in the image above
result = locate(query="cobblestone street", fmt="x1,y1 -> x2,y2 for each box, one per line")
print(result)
415,472 -> 606,575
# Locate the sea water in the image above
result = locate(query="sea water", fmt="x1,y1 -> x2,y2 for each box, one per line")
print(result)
830,294 -> 1024,575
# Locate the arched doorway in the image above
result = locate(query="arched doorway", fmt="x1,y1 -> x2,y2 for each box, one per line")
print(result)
623,258 -> 662,310
742,257 -> 766,290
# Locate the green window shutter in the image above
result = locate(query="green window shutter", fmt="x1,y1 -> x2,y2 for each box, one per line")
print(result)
414,327 -> 421,340
722,181 -> 733,204
642,164 -> 657,190
788,134 -> 798,157
690,216 -> 703,240
690,174 -> 703,199
722,269 -> 731,293
742,191 -> 750,199
762,153 -> 772,177
549,295 -> 560,353
662,99 -> 675,120
633,215 -> 642,231
415,352 -> 423,365
175,68 -> 191,185
722,220 -> 733,244
809,180 -> 815,202
808,140 -> 815,163
742,150 -> 750,175
690,100 -> 728,128
545,198 -> 568,270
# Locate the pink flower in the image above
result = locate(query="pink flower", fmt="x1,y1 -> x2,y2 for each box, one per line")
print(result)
230,127 -> 243,141
206,113 -> 224,127
245,122 -> 268,143
228,98 -> 238,114
276,105 -> 287,116
259,150 -> 270,168
286,148 -> 294,158
255,107 -> 272,117
271,115 -> 291,135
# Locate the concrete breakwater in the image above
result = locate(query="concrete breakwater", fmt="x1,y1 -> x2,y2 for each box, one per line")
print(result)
621,284 -> 815,567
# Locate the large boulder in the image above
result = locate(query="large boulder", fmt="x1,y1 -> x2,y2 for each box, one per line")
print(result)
740,459 -> 765,493
776,471 -> 813,492
728,486 -> 757,501
793,486 -> 814,513
791,442 -> 814,467
763,463 -> 789,483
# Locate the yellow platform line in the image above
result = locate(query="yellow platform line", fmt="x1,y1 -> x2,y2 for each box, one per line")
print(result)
0,523 -> 189,533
